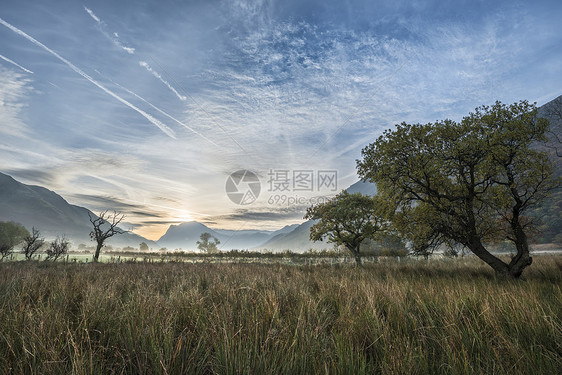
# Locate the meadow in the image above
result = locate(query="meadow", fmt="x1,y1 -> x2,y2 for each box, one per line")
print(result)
0,256 -> 560,374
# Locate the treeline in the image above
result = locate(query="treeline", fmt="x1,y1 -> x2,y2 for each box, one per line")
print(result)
0,223 -> 69,261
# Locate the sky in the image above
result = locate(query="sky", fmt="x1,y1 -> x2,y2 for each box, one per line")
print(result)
1,0 -> 561,240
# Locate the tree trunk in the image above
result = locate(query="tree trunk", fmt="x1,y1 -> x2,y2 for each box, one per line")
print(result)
352,248 -> 362,266
94,242 -> 103,262
467,236 -> 510,277
507,212 -> 533,278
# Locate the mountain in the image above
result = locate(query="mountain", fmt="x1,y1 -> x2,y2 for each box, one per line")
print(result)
533,95 -> 562,243
256,220 -> 327,252
255,180 -> 377,252
214,224 -> 298,249
157,180 -> 376,252
156,222 -> 299,250
537,94 -> 562,174
0,172 -> 156,248
156,222 -> 220,250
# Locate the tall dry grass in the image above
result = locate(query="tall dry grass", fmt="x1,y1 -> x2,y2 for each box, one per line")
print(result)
0,256 -> 560,374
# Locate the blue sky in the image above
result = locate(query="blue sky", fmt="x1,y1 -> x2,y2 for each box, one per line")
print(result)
1,0 -> 561,239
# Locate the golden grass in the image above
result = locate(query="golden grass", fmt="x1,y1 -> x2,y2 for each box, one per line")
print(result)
0,256 -> 560,374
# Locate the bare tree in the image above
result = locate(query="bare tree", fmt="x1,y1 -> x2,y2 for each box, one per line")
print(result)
89,211 -> 127,262
22,227 -> 45,260
45,235 -> 69,261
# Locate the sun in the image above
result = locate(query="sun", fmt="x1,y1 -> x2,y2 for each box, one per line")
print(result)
176,212 -> 194,222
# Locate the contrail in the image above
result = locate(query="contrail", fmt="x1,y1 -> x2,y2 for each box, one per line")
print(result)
0,53 -> 33,74
139,61 -> 187,101
0,17 -> 176,139
84,6 -> 135,54
84,6 -> 101,23
108,77 -> 220,147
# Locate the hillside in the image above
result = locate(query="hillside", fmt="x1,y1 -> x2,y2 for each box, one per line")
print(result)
255,180 -> 377,252
0,172 -> 156,247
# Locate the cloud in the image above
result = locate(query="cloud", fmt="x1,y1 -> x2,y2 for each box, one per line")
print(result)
139,61 -> 187,101
121,46 -> 135,54
2,0 -> 562,237
0,53 -> 33,74
0,17 -> 176,138
0,66 -> 33,136
108,76 -> 219,146
3,168 -> 58,186
70,193 -> 167,217
83,6 -> 135,54
214,206 -> 307,222
83,6 -> 101,23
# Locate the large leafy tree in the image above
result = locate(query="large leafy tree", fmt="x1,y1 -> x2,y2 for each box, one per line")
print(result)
0,221 -> 29,261
357,101 -> 558,278
304,191 -> 389,265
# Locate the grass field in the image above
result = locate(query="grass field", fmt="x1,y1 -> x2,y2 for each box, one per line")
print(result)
0,256 -> 560,374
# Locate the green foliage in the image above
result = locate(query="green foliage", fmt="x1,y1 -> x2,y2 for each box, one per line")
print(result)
197,232 -> 220,253
0,221 -> 29,260
357,100 -> 559,277
361,234 -> 408,257
0,258 -> 560,373
139,242 -> 149,251
305,191 -> 389,264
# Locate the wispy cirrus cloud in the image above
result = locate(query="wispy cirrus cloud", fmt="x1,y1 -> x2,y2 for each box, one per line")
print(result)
0,66 -> 33,136
83,6 -> 190,108
139,61 -> 187,101
83,6 -> 100,23
83,6 -> 135,54
0,53 -> 33,74
1,0 -> 561,239
107,76 -> 219,147
0,17 -> 176,139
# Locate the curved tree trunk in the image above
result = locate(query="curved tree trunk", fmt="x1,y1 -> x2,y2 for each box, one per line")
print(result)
467,236 -> 510,276
467,235 -> 531,279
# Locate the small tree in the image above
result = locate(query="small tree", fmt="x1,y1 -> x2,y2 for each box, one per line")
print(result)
197,232 -> 220,253
304,191 -> 389,265
139,242 -> 149,251
0,221 -> 29,261
89,211 -> 127,262
22,227 -> 45,260
45,236 -> 69,261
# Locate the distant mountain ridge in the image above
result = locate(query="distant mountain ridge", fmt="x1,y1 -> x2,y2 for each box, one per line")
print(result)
254,180 -> 377,252
0,172 -> 156,247
0,171 -> 377,252
156,221 -> 299,250
3,95 -> 559,251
